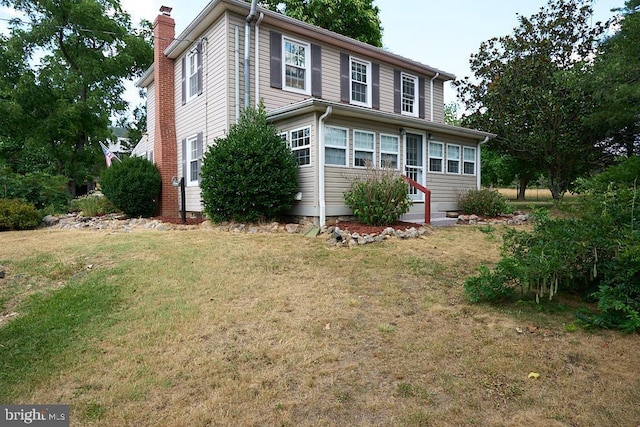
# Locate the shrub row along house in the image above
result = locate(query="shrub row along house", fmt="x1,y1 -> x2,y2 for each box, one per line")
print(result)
134,0 -> 493,226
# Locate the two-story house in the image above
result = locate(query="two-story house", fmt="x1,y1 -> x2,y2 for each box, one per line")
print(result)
137,0 -> 493,226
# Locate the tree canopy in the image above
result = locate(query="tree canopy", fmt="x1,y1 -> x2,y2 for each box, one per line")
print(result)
456,0 -> 611,199
256,0 -> 383,47
0,0 -> 152,194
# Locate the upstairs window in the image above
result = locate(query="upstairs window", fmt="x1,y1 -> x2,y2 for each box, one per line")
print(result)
182,133 -> 203,186
290,127 -> 311,166
353,130 -> 375,167
188,51 -> 199,99
401,73 -> 418,117
182,42 -> 203,105
283,37 -> 310,94
350,57 -> 371,107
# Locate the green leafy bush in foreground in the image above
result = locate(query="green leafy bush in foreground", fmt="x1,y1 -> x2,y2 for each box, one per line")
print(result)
0,199 -> 41,230
70,192 -> 118,217
344,167 -> 412,226
200,105 -> 299,223
465,157 -> 640,332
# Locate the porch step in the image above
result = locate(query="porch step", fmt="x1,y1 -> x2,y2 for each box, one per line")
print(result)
400,212 -> 459,227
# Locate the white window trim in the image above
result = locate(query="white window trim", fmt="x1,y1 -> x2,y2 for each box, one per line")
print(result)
380,133 -> 400,170
349,57 -> 372,108
186,134 -> 199,186
401,72 -> 419,118
187,49 -> 199,102
353,129 -> 376,168
463,146 -> 477,176
289,126 -> 311,167
446,144 -> 461,175
282,36 -> 311,95
428,141 -> 444,174
324,125 -> 349,167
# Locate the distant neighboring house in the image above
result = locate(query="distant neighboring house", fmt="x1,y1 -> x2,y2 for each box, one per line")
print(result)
107,137 -> 130,156
131,134 -> 154,162
138,0 -> 494,225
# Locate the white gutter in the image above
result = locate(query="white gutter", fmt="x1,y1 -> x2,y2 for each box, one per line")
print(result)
477,136 -> 489,190
430,72 -> 440,122
244,0 -> 258,109
318,106 -> 333,227
255,12 -> 264,108
235,26 -> 240,122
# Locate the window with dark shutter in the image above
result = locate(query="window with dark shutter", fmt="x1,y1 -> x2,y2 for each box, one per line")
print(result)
181,57 -> 187,106
197,41 -> 203,96
196,132 -> 203,184
393,70 -> 401,113
311,44 -> 322,97
419,77 -> 425,119
340,53 -> 349,103
270,31 -> 282,89
372,63 -> 380,110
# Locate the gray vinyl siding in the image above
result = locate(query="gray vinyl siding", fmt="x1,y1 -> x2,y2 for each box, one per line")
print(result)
227,13 -> 247,124
176,14 -> 228,212
432,79 -> 445,123
146,83 -> 155,154
272,114 -> 317,217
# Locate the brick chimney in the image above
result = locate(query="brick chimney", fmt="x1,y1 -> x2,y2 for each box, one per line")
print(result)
153,7 -> 178,218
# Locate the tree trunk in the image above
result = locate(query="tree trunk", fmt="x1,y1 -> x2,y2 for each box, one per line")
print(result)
517,174 -> 532,201
547,171 -> 565,201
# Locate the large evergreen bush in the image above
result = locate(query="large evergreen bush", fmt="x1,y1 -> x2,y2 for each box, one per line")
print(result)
0,199 -> 41,230
464,157 -> 640,332
200,105 -> 299,223
100,156 -> 161,218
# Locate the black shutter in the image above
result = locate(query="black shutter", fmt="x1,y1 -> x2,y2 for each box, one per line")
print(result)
270,31 -> 282,89
372,63 -> 380,110
340,53 -> 350,103
311,44 -> 322,97
181,56 -> 187,105
196,132 -> 203,184
393,70 -> 401,113
197,41 -> 203,96
419,77 -> 426,119
181,138 -> 187,182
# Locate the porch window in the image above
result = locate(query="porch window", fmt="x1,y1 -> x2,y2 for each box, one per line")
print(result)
325,126 -> 348,166
380,134 -> 399,169
353,130 -> 375,167
428,141 -> 444,173
350,57 -> 371,107
463,146 -> 476,175
290,127 -> 311,166
283,37 -> 310,94
401,73 -> 418,117
447,144 -> 461,174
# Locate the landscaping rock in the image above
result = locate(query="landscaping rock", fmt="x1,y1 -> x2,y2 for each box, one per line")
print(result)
42,215 -> 59,226
285,224 -> 300,234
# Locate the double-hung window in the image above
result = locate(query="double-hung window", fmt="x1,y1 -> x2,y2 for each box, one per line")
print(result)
283,37 -> 310,94
187,50 -> 200,100
401,73 -> 418,117
447,144 -> 461,174
350,57 -> 371,107
463,147 -> 477,175
290,127 -> 311,166
325,126 -> 348,166
353,130 -> 375,167
428,141 -> 444,173
186,135 -> 200,185
380,134 -> 399,169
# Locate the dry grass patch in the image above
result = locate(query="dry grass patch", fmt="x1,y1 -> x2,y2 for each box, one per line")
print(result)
1,227 -> 639,426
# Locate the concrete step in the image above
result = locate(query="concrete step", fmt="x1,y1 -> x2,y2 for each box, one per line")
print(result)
400,212 -> 459,227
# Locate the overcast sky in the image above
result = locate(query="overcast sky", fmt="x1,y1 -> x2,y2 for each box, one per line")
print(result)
1,0 -> 624,111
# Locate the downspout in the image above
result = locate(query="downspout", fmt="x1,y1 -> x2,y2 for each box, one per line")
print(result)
244,0 -> 258,109
477,136 -> 489,190
429,72 -> 440,122
318,106 -> 333,227
235,26 -> 240,122
254,12 -> 264,108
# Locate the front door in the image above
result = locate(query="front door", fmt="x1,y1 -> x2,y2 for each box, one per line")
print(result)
405,133 -> 425,201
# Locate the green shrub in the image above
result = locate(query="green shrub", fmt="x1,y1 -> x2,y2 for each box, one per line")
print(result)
100,156 -> 161,218
344,167 -> 412,225
0,170 -> 70,212
200,105 -> 299,223
70,192 -> 118,217
0,199 -> 41,230
464,157 -> 640,331
458,188 -> 510,217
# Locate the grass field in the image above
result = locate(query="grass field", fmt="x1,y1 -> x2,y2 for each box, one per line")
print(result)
1,227 -> 639,426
